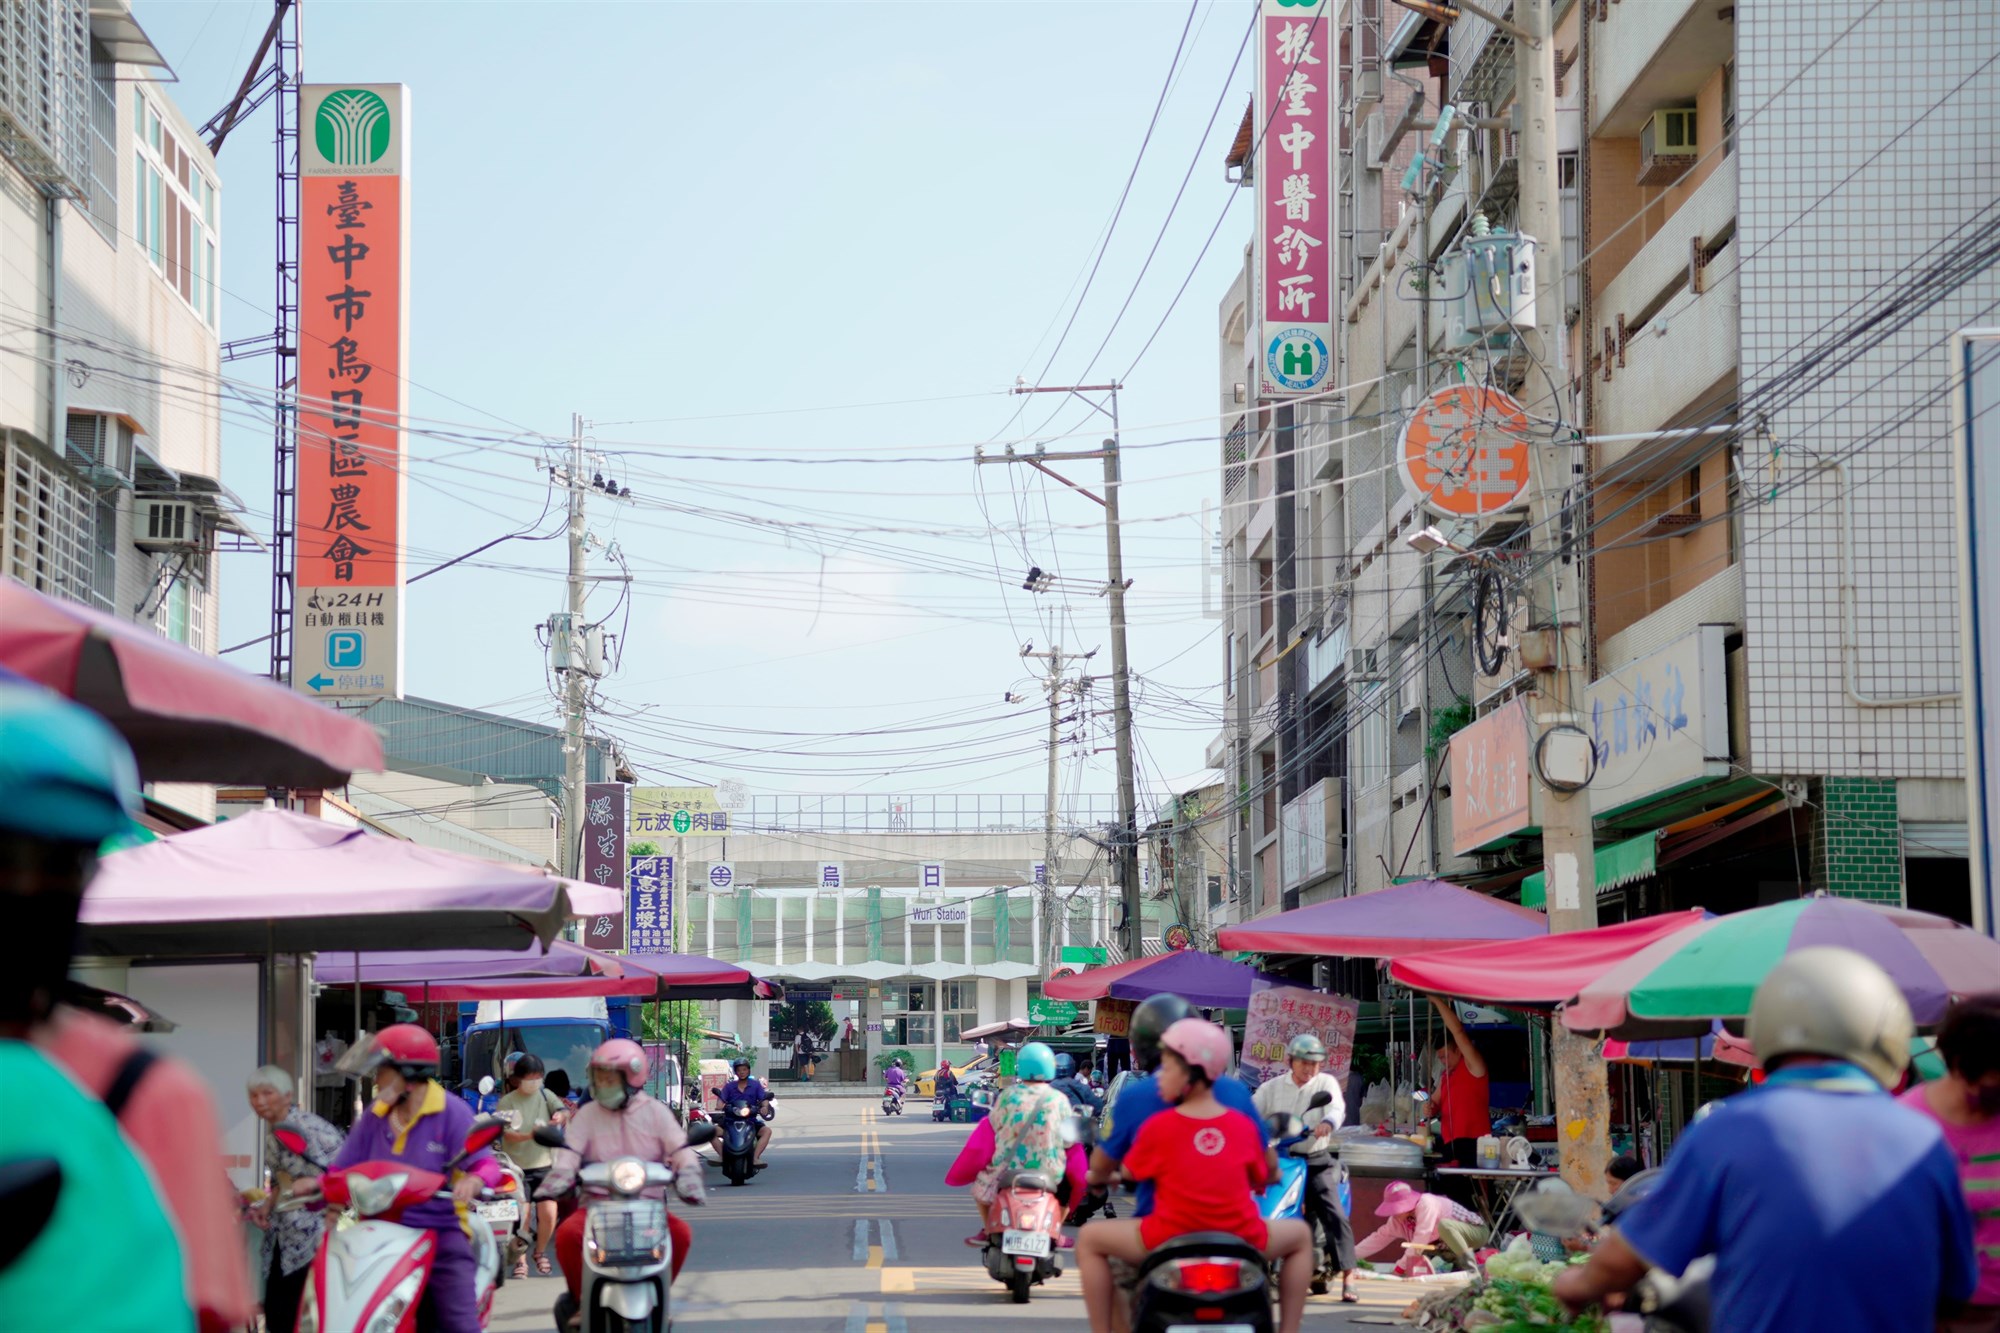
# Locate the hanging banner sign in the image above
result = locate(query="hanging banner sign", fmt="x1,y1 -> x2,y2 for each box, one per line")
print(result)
1398,385 -> 1533,518
628,855 -> 673,954
1451,698 -> 1535,853
580,782 -> 627,949
1240,983 -> 1359,1090
294,84 -> 411,701
1257,0 -> 1335,397
1094,997 -> 1135,1037
1584,624 -> 1731,817
910,904 -> 970,926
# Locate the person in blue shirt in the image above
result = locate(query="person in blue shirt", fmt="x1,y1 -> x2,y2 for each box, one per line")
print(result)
712,1057 -> 774,1171
1086,993 -> 1270,1217
1554,947 -> 1977,1333
1051,1052 -> 1105,1115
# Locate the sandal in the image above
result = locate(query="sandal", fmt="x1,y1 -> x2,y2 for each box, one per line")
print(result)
512,1256 -> 530,1280
535,1253 -> 553,1276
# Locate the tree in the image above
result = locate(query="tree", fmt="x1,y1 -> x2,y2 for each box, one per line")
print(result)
769,1000 -> 836,1047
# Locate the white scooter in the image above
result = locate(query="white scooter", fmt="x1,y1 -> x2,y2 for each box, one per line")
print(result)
533,1120 -> 717,1333
276,1113 -> 511,1333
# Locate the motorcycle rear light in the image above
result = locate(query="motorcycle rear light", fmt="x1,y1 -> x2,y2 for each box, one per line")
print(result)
1166,1259 -> 1244,1294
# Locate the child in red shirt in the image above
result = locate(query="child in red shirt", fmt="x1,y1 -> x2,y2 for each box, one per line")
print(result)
1075,1018 -> 1314,1333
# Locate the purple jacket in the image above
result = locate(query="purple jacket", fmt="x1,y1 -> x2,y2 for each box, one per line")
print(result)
331,1081 -> 503,1234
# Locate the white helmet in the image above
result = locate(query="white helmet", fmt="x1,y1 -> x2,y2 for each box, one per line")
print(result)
1746,946 -> 1912,1089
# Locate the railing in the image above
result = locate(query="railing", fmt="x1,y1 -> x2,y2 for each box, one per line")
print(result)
741,793 -> 1124,834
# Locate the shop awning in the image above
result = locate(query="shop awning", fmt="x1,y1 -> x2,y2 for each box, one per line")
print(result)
1215,878 -> 1547,959
1043,950 -> 1293,1008
1387,909 -> 1709,1007
1521,832 -> 1659,909
960,1018 -> 1035,1041
0,578 -> 383,787
312,940 -> 771,1001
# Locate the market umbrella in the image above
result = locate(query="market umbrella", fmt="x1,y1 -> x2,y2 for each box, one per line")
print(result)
1602,1022 -> 1758,1068
318,943 -> 773,1002
313,939 -> 632,987
1563,894 -> 2000,1039
1387,910 -> 1709,1007
80,808 -> 577,954
1215,878 -> 1547,959
960,1018 -> 1035,1041
0,577 -> 384,786
1043,950 -> 1294,1008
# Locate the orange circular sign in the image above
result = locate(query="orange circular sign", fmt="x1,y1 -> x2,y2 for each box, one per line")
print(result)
1396,385 -> 1532,518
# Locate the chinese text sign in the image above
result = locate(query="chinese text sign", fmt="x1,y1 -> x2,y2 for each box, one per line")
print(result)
1451,698 -> 1534,854
1241,983 -> 1358,1090
1258,1 -> 1334,397
581,782 -> 627,950
628,855 -> 674,954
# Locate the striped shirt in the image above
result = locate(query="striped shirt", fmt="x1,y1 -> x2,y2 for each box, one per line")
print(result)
1901,1084 -> 2000,1306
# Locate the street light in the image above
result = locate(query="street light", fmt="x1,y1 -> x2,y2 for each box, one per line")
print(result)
1405,524 -> 1471,556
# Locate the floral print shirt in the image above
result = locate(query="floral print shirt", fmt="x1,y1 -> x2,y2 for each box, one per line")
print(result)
987,1081 -> 1073,1183
262,1108 -> 345,1277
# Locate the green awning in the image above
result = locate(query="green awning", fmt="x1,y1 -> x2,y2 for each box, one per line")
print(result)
1521,832 -> 1658,909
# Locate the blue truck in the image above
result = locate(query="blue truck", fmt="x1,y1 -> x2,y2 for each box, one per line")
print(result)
455,996 -> 638,1107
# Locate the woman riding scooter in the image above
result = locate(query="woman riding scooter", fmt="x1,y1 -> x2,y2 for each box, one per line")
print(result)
302,1025 -> 504,1333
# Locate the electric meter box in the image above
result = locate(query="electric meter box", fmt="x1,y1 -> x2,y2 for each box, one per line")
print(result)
1441,232 -> 1538,347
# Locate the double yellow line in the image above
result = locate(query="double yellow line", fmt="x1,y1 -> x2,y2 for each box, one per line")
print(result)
859,1103 -> 883,1192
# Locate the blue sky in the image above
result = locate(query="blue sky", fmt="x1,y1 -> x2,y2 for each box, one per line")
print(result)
137,0 -> 1255,813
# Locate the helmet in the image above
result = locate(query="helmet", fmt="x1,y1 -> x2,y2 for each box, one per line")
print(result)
1053,1052 -> 1077,1079
0,683 -> 140,846
1129,993 -> 1193,1073
892,1057 -> 903,1068
591,1038 -> 651,1087
731,1056 -> 752,1073
1015,1042 -> 1057,1082
1287,1034 -> 1328,1063
1747,945 -> 1912,1088
356,1024 -> 440,1082
1159,1018 -> 1233,1083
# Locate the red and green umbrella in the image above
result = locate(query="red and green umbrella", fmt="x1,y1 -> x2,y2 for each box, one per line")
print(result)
1563,895 -> 2000,1040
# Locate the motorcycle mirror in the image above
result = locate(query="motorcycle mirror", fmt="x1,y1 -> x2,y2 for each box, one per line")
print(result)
459,1114 -> 506,1159
1308,1090 -> 1334,1110
477,1075 -> 496,1096
1510,1177 -> 1602,1240
686,1122 -> 718,1148
0,1158 -> 62,1270
531,1125 -> 567,1150
272,1122 -> 311,1158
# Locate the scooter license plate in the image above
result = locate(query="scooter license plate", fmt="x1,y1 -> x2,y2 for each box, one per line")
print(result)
1000,1230 -> 1051,1258
476,1200 -> 519,1223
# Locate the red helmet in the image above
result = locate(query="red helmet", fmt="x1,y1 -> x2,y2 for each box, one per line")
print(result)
589,1038 -> 649,1088
352,1024 -> 440,1081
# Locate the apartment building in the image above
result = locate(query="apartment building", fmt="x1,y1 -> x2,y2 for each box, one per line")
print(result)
1216,0 -> 1995,932
0,2 -> 250,740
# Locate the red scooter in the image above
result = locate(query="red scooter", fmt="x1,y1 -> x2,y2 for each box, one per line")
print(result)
276,1114 -> 508,1332
983,1167 -> 1066,1303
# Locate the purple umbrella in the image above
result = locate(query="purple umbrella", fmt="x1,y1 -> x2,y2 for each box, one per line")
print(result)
81,808 -> 574,955
1045,950 -> 1296,1009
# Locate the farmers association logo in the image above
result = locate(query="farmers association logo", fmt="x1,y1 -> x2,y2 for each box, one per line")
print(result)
1192,1126 -> 1227,1157
1266,327 -> 1329,392
315,89 -> 391,167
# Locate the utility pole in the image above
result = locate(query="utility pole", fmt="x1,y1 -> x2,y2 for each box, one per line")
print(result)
561,413 -> 589,880
976,381 -> 1143,960
1024,643 -> 1067,974
1514,0 -> 1610,1191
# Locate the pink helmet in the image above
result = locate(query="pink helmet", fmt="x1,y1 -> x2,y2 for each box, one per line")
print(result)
589,1038 -> 649,1088
1159,1018 -> 1233,1083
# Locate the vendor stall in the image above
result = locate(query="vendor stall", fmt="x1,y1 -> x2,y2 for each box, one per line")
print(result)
1041,949 -> 1292,1007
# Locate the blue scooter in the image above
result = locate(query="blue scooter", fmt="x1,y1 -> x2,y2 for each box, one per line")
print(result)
1257,1090 -> 1344,1296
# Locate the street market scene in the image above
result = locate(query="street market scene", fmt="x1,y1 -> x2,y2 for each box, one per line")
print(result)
0,2 -> 1997,1332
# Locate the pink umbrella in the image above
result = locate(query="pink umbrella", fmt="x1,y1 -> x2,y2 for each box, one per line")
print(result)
81,808 -> 574,954
1216,879 -> 1547,958
0,577 -> 383,786
316,939 -> 769,1001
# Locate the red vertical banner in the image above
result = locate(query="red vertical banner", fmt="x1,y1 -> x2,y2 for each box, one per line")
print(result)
295,85 -> 409,700
1257,2 -> 1335,398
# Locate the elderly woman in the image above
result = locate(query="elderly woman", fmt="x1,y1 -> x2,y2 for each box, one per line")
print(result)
246,1066 -> 341,1333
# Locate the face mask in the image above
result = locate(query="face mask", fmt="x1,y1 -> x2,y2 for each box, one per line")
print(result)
594,1080 -> 629,1111
519,1078 -> 544,1097
374,1070 -> 407,1106
0,888 -> 84,1027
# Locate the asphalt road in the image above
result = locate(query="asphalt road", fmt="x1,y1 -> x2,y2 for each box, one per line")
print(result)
486,1098 -> 1421,1332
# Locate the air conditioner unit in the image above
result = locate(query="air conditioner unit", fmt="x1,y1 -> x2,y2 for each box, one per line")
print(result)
134,499 -> 200,551
64,412 -> 132,489
1638,108 -> 1698,186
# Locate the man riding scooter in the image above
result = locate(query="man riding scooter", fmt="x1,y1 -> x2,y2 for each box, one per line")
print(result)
714,1058 -> 774,1171
883,1057 -> 909,1115
538,1040 -> 706,1330
1051,1052 -> 1104,1116
303,1025 -> 505,1333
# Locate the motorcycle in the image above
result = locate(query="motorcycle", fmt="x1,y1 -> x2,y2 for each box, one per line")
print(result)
1127,1232 -> 1275,1333
276,1113 -> 510,1333
479,1077 -> 533,1268
882,1085 -> 905,1116
533,1121 -> 718,1333
1257,1090 -> 1341,1296
979,1114 -> 1089,1304
715,1100 -> 771,1186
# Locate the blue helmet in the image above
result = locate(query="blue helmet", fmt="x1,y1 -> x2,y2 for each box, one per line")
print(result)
0,683 -> 139,845
1016,1042 -> 1057,1082
1053,1052 -> 1077,1080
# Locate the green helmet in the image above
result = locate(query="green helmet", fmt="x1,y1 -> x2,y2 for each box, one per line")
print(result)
1015,1042 -> 1057,1082
1287,1033 -> 1328,1063
0,683 -> 139,846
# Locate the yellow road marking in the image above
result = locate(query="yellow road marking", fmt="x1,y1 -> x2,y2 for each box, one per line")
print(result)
866,1244 -> 884,1269
865,1323 -> 887,1333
